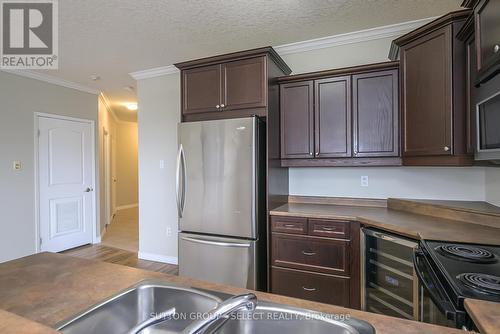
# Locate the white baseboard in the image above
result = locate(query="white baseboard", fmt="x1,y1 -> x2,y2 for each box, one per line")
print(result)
115,203 -> 138,211
138,251 -> 178,265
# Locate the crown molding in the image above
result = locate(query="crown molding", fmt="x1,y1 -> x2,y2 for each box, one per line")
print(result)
129,65 -> 179,80
99,93 -> 120,123
274,16 -> 438,55
1,69 -> 100,95
128,17 -> 437,80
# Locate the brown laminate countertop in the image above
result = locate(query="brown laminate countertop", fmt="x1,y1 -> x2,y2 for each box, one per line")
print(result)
270,203 -> 500,245
0,252 -> 464,334
0,309 -> 58,334
404,199 -> 500,217
464,299 -> 500,334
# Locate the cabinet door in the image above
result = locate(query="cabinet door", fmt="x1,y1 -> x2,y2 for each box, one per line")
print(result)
280,81 -> 314,159
475,0 -> 500,73
401,26 -> 453,157
353,70 -> 399,157
222,56 -> 266,110
182,65 -> 222,115
314,76 -> 351,158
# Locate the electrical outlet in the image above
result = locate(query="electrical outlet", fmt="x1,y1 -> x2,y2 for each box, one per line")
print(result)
361,175 -> 369,187
13,160 -> 22,171
166,226 -> 172,236
159,160 -> 165,169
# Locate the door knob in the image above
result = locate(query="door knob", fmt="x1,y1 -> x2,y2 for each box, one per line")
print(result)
220,104 -> 225,108
216,105 -> 220,109
494,44 -> 499,53
85,187 -> 93,193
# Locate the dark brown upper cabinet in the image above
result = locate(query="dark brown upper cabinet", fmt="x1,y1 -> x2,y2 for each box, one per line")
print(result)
280,81 -> 314,159
278,62 -> 401,167
315,76 -> 352,158
223,57 -> 267,110
353,70 -> 399,158
182,65 -> 222,115
390,10 -> 473,166
474,0 -> 500,84
175,47 -> 291,122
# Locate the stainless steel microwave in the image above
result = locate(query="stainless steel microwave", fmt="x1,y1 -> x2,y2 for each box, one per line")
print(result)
476,90 -> 500,161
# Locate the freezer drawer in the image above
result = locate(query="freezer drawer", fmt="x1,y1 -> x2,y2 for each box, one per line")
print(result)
179,232 -> 259,290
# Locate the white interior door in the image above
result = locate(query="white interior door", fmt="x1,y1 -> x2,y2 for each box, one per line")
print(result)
38,116 -> 94,252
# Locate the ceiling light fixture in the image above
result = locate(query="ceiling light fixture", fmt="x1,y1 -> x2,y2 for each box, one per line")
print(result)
124,103 -> 138,111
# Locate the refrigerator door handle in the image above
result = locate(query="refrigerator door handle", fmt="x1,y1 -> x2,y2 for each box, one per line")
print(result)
176,144 -> 185,218
180,236 -> 251,248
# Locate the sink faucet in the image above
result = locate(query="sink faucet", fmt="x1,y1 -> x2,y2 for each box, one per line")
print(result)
182,293 -> 257,334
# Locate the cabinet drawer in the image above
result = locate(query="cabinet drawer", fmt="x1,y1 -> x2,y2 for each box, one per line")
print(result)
272,267 -> 350,308
271,216 -> 307,235
272,234 -> 350,275
308,219 -> 350,239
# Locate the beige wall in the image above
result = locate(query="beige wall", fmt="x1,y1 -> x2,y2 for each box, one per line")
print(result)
283,37 -> 395,74
115,121 -> 138,207
137,73 -> 180,264
98,97 -> 117,234
486,168 -> 500,207
0,71 -> 98,263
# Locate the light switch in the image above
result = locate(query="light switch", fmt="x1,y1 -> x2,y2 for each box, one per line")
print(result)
160,160 -> 165,169
13,160 -> 22,171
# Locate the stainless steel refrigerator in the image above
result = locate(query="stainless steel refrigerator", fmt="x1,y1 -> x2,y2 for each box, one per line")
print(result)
177,117 -> 266,290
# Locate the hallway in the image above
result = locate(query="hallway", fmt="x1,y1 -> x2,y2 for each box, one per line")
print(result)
101,207 -> 139,252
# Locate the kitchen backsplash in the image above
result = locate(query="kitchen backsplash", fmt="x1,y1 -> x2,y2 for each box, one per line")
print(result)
289,167 -> 489,201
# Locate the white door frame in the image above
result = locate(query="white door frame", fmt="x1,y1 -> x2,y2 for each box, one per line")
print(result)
34,112 -> 98,253
103,127 -> 112,226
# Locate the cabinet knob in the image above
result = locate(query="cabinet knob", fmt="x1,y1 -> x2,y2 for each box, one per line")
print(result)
494,44 -> 500,53
444,146 -> 450,152
216,105 -> 220,109
220,104 -> 225,108
315,152 -> 319,156
309,152 -> 313,156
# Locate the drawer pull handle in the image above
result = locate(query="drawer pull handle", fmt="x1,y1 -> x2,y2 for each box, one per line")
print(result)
302,287 -> 317,292
302,251 -> 316,256
321,227 -> 337,231
284,224 -> 297,228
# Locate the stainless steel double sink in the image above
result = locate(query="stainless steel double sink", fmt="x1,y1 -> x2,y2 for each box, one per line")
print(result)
57,280 -> 375,334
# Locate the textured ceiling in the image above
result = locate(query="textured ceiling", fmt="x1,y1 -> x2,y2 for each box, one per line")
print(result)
38,0 -> 462,121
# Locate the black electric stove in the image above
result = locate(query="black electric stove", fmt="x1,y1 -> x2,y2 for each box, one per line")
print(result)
414,240 -> 500,329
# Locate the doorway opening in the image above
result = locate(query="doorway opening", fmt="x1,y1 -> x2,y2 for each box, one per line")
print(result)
99,107 -> 139,253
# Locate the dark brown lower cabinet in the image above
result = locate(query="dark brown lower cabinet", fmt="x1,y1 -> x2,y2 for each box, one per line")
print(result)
272,267 -> 351,307
270,215 -> 360,309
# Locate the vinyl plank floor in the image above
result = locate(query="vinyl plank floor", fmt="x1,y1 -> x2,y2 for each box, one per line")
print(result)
62,244 -> 179,275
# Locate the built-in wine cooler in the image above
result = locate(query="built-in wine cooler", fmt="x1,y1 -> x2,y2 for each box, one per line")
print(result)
361,228 -> 420,321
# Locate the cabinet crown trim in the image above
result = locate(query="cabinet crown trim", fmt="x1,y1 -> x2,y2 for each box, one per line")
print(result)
389,9 -> 471,60
276,61 -> 399,83
174,46 -> 291,75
